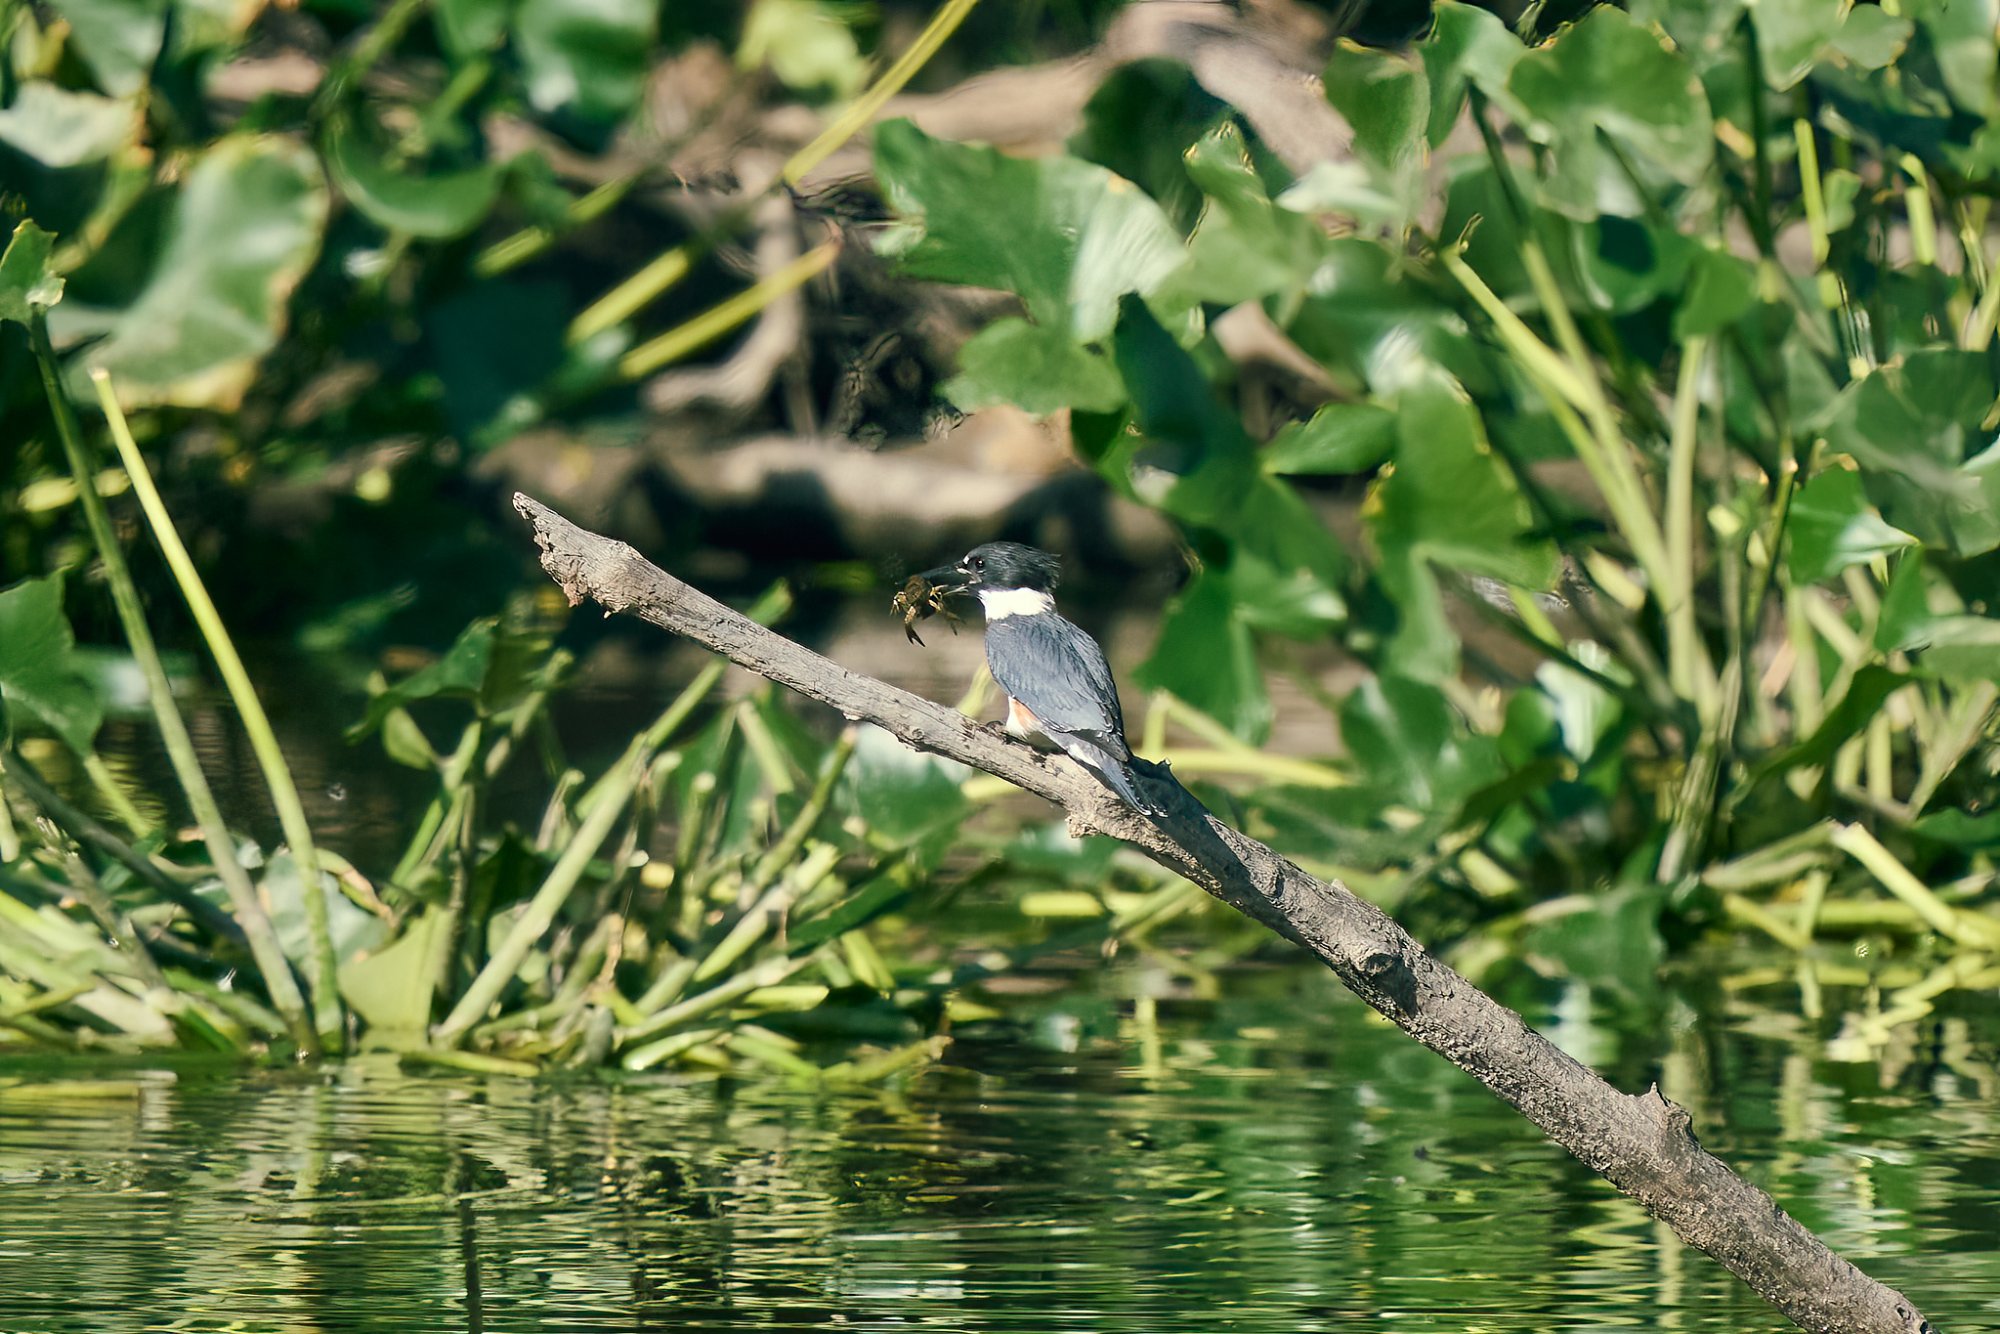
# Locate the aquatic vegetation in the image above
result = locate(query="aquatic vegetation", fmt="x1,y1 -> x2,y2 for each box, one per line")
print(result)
865,3 -> 2000,1023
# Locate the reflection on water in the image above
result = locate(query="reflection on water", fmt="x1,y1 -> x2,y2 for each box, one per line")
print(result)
1,970 -> 1991,1333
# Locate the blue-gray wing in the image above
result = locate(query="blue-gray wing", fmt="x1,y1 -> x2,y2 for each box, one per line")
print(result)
985,613 -> 1130,759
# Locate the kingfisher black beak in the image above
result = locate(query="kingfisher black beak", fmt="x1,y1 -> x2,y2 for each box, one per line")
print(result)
914,563 -> 976,594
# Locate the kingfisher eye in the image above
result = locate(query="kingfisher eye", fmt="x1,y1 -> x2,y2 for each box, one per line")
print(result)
972,556 -> 986,571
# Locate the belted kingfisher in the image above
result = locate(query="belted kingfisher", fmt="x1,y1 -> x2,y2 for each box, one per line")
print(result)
917,542 -> 1165,817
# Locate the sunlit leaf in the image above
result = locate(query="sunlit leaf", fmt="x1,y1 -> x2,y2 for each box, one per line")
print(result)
1323,42 -> 1428,168
843,725 -> 967,849
516,0 -> 657,121
337,910 -> 444,1037
1906,0 -> 1999,112
874,119 -> 1184,341
263,851 -> 389,969
1753,0 -> 1912,88
1820,350 -> 2000,556
1339,673 -> 1501,810
1373,370 -> 1556,587
44,0 -> 166,95
945,318 -> 1125,415
1261,403 -> 1396,476
0,220 -> 64,325
53,135 -> 326,409
0,83 -> 135,167
1171,123 -> 1331,303
1786,466 -> 1916,583
1506,7 -> 1714,219
1421,1 -> 1525,145
740,0 -> 865,96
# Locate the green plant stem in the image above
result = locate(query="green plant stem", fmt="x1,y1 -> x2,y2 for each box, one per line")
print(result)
615,240 -> 841,381
430,584 -> 786,1047
0,750 -> 242,943
1830,822 -> 2000,948
782,0 -> 981,183
1900,154 -> 1938,267
26,322 -> 316,1054
566,0 -> 980,346
474,174 -> 642,280
620,955 -> 808,1046
1665,337 -> 1716,717
89,368 -> 342,1050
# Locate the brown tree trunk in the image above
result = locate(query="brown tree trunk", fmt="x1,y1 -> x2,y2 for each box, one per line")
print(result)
513,492 -> 1934,1334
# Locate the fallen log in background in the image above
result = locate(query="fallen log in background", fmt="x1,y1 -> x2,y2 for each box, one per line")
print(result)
513,491 -> 1931,1334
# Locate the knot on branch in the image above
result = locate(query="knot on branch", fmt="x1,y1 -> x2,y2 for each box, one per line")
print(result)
1639,1082 -> 1701,1154
1358,947 -> 1419,1018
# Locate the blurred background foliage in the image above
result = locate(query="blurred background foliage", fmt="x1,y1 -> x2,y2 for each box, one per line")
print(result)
2,0 -> 1999,1069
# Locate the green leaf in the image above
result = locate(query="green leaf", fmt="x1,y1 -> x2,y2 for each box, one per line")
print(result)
1786,466 -> 1915,583
263,851 -> 389,969
0,221 -> 64,326
337,909 -> 445,1038
0,83 -> 134,167
1285,239 -> 1489,395
1421,2 -> 1525,147
1272,160 -> 1412,230
1228,478 -> 1348,633
1750,665 -> 1905,782
1110,295 -> 1259,527
53,136 -> 326,409
1828,4 -> 1915,69
739,0 -> 865,96
1506,7 -> 1715,219
347,620 -> 496,742
944,318 -> 1125,415
874,119 -> 1185,340
1340,674 -> 1502,810
1324,43 -> 1429,168
1575,212 -> 1696,315
1906,0 -> 1999,112
1912,615 -> 2000,682
1753,0 -> 1912,88
1673,245 -> 1759,338
843,726 -> 967,849
0,573 -> 103,755
1627,0 -> 1751,60
1373,370 -> 1557,587
1068,60 -> 1226,233
1137,571 -> 1269,743
1171,122 -> 1332,303
435,0 -> 512,57
324,114 -> 503,240
1262,402 -> 1397,475
43,0 -> 166,95
1911,807 -> 2000,847
515,0 -> 657,121
789,863 -> 914,952
1820,351 -> 2000,556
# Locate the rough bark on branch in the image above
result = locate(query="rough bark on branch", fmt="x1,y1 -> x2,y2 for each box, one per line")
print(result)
513,492 -> 1931,1334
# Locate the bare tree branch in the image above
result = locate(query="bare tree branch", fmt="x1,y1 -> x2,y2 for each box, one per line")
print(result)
512,491 -> 1932,1334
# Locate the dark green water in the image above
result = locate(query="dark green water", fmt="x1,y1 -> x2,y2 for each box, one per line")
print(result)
1,968 -> 1992,1333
